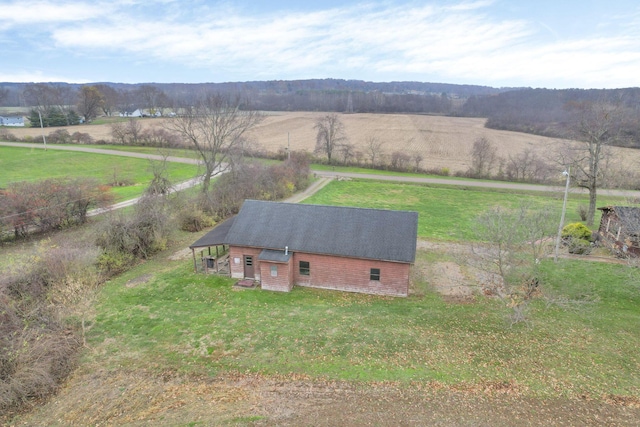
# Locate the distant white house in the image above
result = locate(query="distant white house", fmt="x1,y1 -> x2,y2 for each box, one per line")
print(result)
0,116 -> 25,127
119,108 -> 163,118
120,108 -> 143,117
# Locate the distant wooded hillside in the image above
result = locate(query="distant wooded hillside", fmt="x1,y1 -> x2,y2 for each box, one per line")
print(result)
461,88 -> 640,147
1,79 -> 638,147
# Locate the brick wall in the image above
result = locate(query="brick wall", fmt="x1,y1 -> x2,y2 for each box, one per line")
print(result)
260,261 -> 293,292
293,253 -> 410,297
229,246 -> 411,297
229,246 -> 262,280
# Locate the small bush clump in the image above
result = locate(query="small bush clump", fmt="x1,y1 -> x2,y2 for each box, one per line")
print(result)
177,205 -> 215,232
0,239 -> 101,413
562,222 -> 592,254
562,222 -> 592,241
577,205 -> 589,221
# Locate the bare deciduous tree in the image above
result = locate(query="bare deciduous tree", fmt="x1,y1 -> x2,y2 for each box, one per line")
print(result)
314,113 -> 347,164
560,101 -> 622,226
94,84 -> 119,116
339,142 -> 356,164
412,151 -> 424,171
472,203 -> 556,325
169,93 -> 263,192
470,136 -> 497,178
23,84 -> 78,125
77,86 -> 104,122
135,85 -> 169,116
145,154 -> 173,196
365,134 -> 385,166
111,119 -> 142,145
390,151 -> 411,170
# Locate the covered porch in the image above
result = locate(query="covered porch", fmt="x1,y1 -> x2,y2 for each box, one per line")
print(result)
189,217 -> 235,275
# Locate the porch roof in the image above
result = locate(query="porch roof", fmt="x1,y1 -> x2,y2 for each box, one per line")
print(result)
258,249 -> 292,263
189,216 -> 236,249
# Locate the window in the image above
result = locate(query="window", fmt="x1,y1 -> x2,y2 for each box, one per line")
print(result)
299,261 -> 310,276
270,265 -> 278,277
370,268 -> 380,281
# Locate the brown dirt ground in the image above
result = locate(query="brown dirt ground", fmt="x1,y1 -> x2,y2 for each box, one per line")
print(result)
7,370 -> 640,426
10,112 -> 640,174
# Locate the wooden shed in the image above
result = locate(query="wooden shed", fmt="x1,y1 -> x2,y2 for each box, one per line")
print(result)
597,206 -> 640,257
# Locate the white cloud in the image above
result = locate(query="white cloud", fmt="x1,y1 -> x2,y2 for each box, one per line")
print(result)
0,1 -> 106,25
2,0 -> 640,87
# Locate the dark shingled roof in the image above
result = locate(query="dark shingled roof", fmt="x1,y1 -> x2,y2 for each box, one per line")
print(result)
258,249 -> 292,263
189,216 -> 236,249
220,200 -> 418,263
598,206 -> 640,233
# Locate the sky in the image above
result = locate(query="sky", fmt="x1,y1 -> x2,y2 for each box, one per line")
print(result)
1,0 -> 639,89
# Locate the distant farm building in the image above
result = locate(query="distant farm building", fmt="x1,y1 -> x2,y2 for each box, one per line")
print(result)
190,200 -> 418,297
0,116 -> 24,127
597,206 -> 640,257
119,108 -> 163,117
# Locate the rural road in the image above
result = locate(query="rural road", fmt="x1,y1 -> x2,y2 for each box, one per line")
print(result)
3,141 -> 640,199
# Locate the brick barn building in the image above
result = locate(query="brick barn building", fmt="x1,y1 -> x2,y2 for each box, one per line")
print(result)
190,200 -> 418,297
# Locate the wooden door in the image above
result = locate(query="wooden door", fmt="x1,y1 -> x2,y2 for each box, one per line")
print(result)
243,255 -> 254,278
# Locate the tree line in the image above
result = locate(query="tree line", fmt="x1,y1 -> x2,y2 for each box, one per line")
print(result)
3,82 -> 639,152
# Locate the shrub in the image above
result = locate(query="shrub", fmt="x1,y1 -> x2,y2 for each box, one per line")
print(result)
71,131 -> 94,144
178,205 -> 215,232
577,205 -> 588,221
47,129 -> 71,144
562,222 -> 592,255
567,238 -> 592,255
562,222 -> 592,242
0,128 -> 17,142
96,250 -> 135,276
0,178 -> 112,239
96,197 -> 170,260
0,238 -> 100,413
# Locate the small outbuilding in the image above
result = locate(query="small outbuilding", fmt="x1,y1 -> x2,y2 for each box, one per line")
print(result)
597,206 -> 640,257
0,116 -> 24,127
190,200 -> 419,297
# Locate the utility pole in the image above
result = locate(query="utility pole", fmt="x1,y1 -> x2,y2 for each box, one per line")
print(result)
37,110 -> 47,151
554,168 -> 571,262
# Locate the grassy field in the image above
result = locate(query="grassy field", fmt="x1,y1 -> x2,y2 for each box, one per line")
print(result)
80,179 -> 640,401
85,258 -> 639,399
0,146 -> 200,201
303,179 -> 624,241
6,178 -> 639,425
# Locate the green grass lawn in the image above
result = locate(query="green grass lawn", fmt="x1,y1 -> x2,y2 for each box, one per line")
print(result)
302,179 -> 625,241
0,146 -> 200,201
80,144 -> 201,159
88,257 -> 640,398
85,179 -> 640,400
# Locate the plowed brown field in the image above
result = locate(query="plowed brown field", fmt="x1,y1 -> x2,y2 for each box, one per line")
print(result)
9,112 -> 640,173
